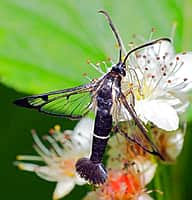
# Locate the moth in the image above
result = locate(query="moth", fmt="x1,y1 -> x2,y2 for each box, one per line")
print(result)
14,10 -> 168,185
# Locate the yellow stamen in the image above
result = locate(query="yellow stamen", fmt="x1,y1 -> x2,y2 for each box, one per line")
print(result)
17,163 -> 25,170
16,155 -> 22,160
54,125 -> 61,132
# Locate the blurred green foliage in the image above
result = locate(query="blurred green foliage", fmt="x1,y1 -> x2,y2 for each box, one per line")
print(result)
0,0 -> 192,199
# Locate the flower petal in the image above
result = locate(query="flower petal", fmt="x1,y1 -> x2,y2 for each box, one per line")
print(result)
163,95 -> 189,113
133,159 -> 157,185
15,162 -> 60,182
34,166 -> 60,182
72,118 -> 94,150
165,131 -> 184,160
53,179 -> 75,200
135,100 -> 179,131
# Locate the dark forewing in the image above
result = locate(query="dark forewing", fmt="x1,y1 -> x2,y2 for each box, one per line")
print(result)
118,93 -> 163,159
14,83 -> 95,119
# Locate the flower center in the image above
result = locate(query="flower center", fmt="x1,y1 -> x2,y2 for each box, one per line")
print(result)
60,159 -> 76,177
100,170 -> 143,200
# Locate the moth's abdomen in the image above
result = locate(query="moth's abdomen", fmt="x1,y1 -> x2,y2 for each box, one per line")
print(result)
76,80 -> 113,185
75,110 -> 112,185
90,109 -> 112,162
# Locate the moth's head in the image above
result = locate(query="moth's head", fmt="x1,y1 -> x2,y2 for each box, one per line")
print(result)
112,62 -> 126,76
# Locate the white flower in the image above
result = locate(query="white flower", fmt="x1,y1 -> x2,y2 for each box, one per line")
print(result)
137,193 -> 154,200
83,161 -> 156,200
122,39 -> 192,131
152,126 -> 185,162
15,118 -> 94,200
164,131 -> 184,160
105,134 -> 157,200
133,158 -> 157,185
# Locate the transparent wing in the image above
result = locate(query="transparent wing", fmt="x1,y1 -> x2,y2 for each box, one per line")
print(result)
118,93 -> 163,159
14,83 -> 95,119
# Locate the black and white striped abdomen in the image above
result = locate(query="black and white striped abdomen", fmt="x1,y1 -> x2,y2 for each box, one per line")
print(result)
76,76 -> 113,185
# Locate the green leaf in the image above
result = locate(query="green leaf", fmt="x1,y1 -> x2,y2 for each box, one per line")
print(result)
0,0 -> 183,93
186,104 -> 192,121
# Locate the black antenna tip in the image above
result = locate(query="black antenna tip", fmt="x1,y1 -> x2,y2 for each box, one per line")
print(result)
98,10 -> 106,14
98,10 -> 110,19
155,37 -> 172,44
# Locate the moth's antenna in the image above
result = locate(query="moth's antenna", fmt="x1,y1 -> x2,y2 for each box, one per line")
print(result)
99,10 -> 125,63
122,37 -> 171,66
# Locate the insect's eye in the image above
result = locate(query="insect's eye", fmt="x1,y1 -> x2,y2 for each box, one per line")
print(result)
120,68 -> 126,77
